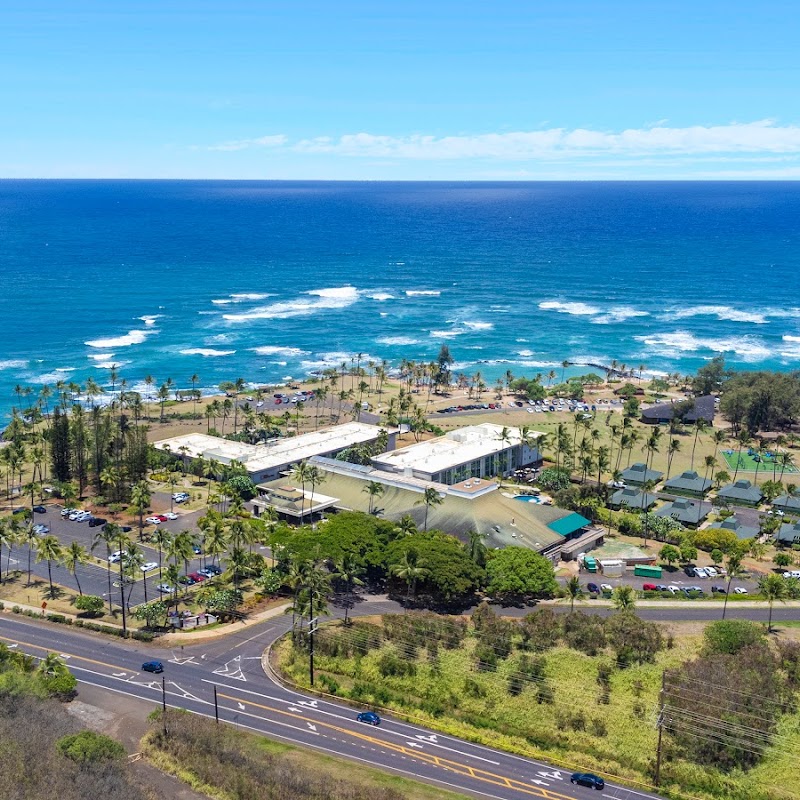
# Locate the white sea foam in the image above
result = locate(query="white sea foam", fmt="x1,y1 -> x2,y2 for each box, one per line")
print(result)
94,360 -> 130,369
30,371 -> 76,384
300,351 -> 381,372
223,286 -> 359,321
430,329 -> 465,339
668,305 -> 768,324
592,307 -> 650,325
179,348 -> 236,357
213,293 -> 272,305
406,290 -> 441,297
463,321 -> 494,331
88,353 -> 115,361
782,335 -> 800,343
538,300 -> 600,316
138,315 -> 162,326
517,349 -> 534,357
0,359 -> 29,370
365,291 -> 395,301
85,328 -> 158,348
518,360 -> 561,368
376,336 -> 421,346
636,331 -> 772,361
250,346 -> 310,357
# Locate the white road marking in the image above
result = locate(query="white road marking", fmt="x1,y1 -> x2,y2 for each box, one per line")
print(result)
307,723 -> 317,732
212,655 -> 247,681
537,770 -> 563,781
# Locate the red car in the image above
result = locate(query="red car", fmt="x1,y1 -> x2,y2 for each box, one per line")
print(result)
188,571 -> 207,582
157,514 -> 169,522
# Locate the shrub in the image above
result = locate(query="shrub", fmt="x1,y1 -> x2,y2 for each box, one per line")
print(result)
703,619 -> 766,656
562,612 -> 606,656
74,594 -> 105,617
474,643 -> 497,672
377,650 -> 416,678
604,613 -> 663,666
519,608 -> 562,650
57,730 -> 126,763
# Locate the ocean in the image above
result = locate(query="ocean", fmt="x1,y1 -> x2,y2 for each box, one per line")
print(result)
1,180 -> 799,419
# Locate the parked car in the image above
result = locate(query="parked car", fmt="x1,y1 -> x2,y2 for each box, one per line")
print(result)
600,583 -> 613,592
192,544 -> 202,555
164,511 -> 178,520
108,550 -> 126,564
693,567 -> 709,579
61,507 -> 76,517
587,582 -> 600,593
188,571 -> 207,582
32,505 -> 47,513
140,562 -> 158,573
32,524 -> 49,534
666,585 -> 681,594
203,564 -> 222,576
570,772 -> 605,790
178,575 -> 196,585
88,517 -> 107,528
145,516 -> 162,525
705,566 -> 718,577
141,661 -> 164,674
156,515 -> 169,522
642,583 -> 658,591
356,711 -> 381,725
711,586 -> 727,594
656,584 -> 668,592
734,587 -> 749,594
783,570 -> 800,579
157,583 -> 175,594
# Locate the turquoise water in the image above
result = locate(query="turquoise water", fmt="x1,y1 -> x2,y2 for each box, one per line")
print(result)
1,180 -> 799,420
514,495 -> 543,504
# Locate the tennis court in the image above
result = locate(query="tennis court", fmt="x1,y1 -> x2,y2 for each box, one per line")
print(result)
721,449 -> 798,474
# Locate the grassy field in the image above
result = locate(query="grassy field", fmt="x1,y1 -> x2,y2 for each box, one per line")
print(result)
720,449 -> 798,475
276,615 -> 800,800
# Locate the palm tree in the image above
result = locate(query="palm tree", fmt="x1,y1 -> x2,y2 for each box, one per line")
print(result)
130,480 -> 151,541
63,541 -> 88,596
112,527 -> 132,633
291,461 -> 312,525
123,543 -> 146,605
666,438 -> 681,480
333,553 -> 364,626
732,430 -> 752,482
611,584 -> 636,613
92,523 -> 119,614
722,552 -> 743,620
565,576 -> 584,612
394,515 -> 417,536
35,534 -> 63,598
363,480 -> 385,515
390,549 -> 429,601
151,528 -> 172,586
306,465 -> 325,528
38,652 -> 69,678
99,466 -> 120,503
23,522 -> 38,586
758,573 -> 788,632
689,418 -> 707,471
416,487 -> 444,532
466,530 -> 487,567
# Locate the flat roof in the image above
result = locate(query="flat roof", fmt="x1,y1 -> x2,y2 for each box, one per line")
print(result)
547,513 -> 592,537
373,423 -> 542,475
153,422 -> 391,473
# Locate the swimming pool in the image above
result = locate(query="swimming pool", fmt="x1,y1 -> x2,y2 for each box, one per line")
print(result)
514,495 -> 542,503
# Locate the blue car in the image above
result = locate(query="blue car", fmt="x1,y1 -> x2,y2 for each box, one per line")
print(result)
587,582 -> 600,594
142,660 -> 164,674
356,711 -> 381,725
571,772 -> 604,790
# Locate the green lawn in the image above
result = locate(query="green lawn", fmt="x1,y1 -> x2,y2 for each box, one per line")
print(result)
277,617 -> 800,800
720,449 -> 798,475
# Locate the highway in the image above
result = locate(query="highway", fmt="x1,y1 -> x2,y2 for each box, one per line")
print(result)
0,603 -> 668,800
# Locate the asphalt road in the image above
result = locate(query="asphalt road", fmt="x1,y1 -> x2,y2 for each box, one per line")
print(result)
0,601 -> 668,800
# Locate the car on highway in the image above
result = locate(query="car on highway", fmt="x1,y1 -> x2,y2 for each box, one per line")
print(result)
164,511 -> 178,520
157,583 -> 175,593
145,516 -> 162,525
141,661 -> 164,674
734,587 -> 749,594
140,561 -> 158,572
570,772 -> 604,790
356,711 -> 381,725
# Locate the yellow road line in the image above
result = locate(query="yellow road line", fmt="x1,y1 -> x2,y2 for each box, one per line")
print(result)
217,692 -> 574,800
0,633 -> 132,673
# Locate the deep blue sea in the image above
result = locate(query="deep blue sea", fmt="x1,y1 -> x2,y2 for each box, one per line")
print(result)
1,180 -> 799,419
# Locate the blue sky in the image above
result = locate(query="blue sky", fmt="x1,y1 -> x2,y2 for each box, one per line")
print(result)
3,1 -> 800,179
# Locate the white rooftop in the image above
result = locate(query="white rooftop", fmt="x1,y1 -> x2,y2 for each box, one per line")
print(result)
153,422 -> 390,474
373,423 -> 542,475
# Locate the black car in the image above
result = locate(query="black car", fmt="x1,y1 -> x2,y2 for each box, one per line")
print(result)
141,661 -> 164,674
356,711 -> 381,725
711,585 -> 727,594
121,526 -> 133,533
178,575 -> 197,585
571,772 -> 604,790
88,517 -> 108,528
33,505 -> 47,513
587,582 -> 600,594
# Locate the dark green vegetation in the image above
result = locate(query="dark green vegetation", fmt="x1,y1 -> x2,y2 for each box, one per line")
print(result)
144,709 -> 470,800
0,644 -> 141,800
279,610 -> 800,800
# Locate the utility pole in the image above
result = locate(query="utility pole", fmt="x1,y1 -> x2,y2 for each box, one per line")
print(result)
308,590 -> 317,687
654,671 -> 666,786
214,685 -> 219,723
161,676 -> 167,737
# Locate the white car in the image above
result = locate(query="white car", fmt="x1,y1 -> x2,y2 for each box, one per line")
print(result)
68,510 -> 83,520
733,587 -> 749,594
164,511 -> 178,520
256,401 -> 264,408
705,567 -> 718,577
75,510 -> 92,522
61,507 -> 76,517
140,562 -> 158,573
693,567 -> 709,578
666,585 -> 681,594
108,550 -> 126,564
157,583 -> 175,593
783,570 -> 800,579
145,516 -> 162,525
600,583 -> 613,592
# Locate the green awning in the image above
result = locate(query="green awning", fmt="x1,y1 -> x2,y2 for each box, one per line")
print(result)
547,513 -> 591,537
